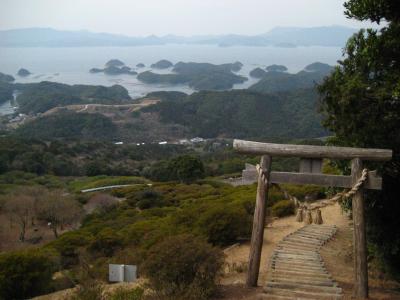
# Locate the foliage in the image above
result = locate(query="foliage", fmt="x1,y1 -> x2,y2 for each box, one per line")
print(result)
106,286 -> 144,300
142,234 -> 223,299
0,249 -> 57,300
15,111 -> 117,140
0,136 -> 190,177
144,155 -> 205,183
151,59 -> 173,69
138,61 -> 246,90
266,64 -> 288,72
15,81 -> 131,114
196,204 -> 252,246
143,89 -> 327,139
0,81 -> 14,104
318,0 -> 400,275
249,67 -> 267,78
0,72 -> 15,83
88,228 -> 123,257
271,200 -> 295,217
249,63 -> 333,93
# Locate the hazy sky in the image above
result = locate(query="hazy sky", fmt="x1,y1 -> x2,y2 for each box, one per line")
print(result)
1,0 -> 372,36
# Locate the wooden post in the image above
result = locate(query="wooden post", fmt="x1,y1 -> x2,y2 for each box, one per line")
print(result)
246,155 -> 272,287
351,158 -> 369,299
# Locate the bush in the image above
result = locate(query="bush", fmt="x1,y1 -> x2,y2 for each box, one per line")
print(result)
0,249 -> 57,299
271,200 -> 295,217
142,234 -> 223,299
88,228 -> 124,257
126,189 -> 165,210
107,286 -> 144,300
196,205 -> 252,246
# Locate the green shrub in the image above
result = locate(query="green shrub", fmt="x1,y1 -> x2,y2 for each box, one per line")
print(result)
46,231 -> 93,267
126,188 -> 165,209
196,205 -> 252,246
107,286 -> 144,300
142,234 -> 223,300
282,184 -> 325,200
271,200 -> 295,217
88,228 -> 124,257
0,249 -> 58,299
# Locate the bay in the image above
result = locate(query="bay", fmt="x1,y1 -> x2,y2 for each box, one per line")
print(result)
0,44 -> 342,99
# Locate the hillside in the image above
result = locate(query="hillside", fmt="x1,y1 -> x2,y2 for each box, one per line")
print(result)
11,88 -> 326,142
249,62 -> 334,93
14,81 -> 131,114
142,89 -> 327,139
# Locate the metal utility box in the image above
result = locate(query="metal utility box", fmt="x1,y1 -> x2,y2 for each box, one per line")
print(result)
109,264 -> 137,282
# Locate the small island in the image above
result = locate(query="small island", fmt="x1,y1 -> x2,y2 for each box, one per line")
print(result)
151,59 -> 173,69
105,59 -> 125,68
304,62 -> 334,73
138,61 -> 247,90
17,68 -> 31,77
266,64 -> 288,72
249,68 -> 267,78
89,60 -> 137,75
136,63 -> 145,68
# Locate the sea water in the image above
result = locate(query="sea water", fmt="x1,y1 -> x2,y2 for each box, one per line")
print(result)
0,44 -> 342,101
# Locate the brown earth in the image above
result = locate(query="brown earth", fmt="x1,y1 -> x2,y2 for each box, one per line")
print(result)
42,99 -> 160,119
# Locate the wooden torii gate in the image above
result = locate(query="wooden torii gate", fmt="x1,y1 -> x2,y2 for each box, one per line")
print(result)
233,139 -> 393,299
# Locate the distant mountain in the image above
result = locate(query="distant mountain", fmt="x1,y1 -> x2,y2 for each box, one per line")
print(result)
261,26 -> 357,47
0,26 -> 359,47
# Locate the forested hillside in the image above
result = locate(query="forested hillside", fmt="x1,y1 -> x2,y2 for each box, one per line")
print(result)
142,89 -> 327,139
249,62 -> 333,93
14,81 -> 131,114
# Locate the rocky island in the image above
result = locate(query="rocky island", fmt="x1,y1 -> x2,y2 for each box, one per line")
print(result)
136,63 -> 145,68
17,68 -> 31,77
105,59 -> 125,67
266,64 -> 288,72
89,60 -> 137,75
151,59 -> 173,69
138,61 -> 247,90
304,62 -> 334,73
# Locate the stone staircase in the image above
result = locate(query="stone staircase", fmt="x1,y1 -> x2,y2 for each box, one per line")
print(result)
259,224 -> 343,300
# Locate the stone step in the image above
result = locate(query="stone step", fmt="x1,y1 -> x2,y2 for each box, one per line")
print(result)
272,262 -> 326,270
271,270 -> 332,278
273,252 -> 322,261
265,281 -> 342,294
269,275 -> 335,287
261,225 -> 342,300
272,258 -> 323,266
263,287 -> 342,300
277,242 -> 319,250
284,237 -> 322,245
